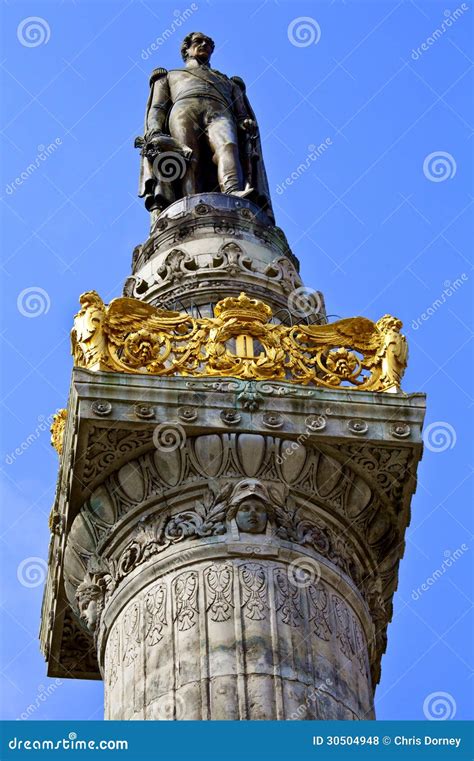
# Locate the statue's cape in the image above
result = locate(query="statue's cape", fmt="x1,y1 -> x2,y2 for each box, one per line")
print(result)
137,68 -> 174,208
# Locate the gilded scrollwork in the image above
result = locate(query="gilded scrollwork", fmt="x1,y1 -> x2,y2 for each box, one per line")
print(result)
71,291 -> 407,392
51,409 -> 68,455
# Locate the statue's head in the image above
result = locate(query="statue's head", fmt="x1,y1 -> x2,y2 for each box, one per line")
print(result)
79,290 -> 103,310
376,314 -> 403,333
181,32 -> 215,64
226,478 -> 274,534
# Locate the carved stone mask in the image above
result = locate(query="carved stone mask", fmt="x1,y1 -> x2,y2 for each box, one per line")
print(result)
83,598 -> 98,630
235,497 -> 268,534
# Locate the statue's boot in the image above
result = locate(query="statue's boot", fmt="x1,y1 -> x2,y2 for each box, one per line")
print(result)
230,187 -> 255,199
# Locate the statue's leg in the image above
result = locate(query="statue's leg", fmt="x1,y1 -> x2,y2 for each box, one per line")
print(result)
168,103 -> 201,195
206,114 -> 243,194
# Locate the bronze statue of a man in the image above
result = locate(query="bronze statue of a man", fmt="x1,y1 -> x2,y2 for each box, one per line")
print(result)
137,32 -> 274,221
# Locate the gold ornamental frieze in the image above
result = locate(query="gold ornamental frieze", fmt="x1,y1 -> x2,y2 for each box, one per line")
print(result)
71,290 -> 407,393
50,409 -> 67,455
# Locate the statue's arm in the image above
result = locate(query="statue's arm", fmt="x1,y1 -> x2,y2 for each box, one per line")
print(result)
230,76 -> 255,130
146,68 -> 170,136
231,79 -> 249,121
231,76 -> 259,138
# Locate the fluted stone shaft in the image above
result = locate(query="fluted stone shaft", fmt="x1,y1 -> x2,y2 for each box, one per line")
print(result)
99,544 -> 373,720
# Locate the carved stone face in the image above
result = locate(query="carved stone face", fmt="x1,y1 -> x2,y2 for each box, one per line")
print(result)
235,498 -> 268,534
79,598 -> 98,631
187,33 -> 213,64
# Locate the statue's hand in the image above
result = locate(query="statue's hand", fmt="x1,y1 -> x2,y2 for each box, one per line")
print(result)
145,129 -> 166,145
142,131 -> 169,159
134,133 -> 164,153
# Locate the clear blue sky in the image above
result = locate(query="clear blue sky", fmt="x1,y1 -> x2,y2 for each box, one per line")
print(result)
1,0 -> 472,722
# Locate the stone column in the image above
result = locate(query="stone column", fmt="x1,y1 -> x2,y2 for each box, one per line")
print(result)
40,194 -> 425,720
101,556 -> 372,721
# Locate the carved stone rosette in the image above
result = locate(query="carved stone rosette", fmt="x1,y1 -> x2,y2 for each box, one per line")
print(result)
40,370 -> 425,721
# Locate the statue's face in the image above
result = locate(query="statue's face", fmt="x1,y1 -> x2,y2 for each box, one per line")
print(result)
187,34 -> 212,64
235,498 -> 268,534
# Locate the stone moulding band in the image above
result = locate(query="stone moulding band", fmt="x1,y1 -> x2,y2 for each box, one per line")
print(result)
70,290 -> 408,392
